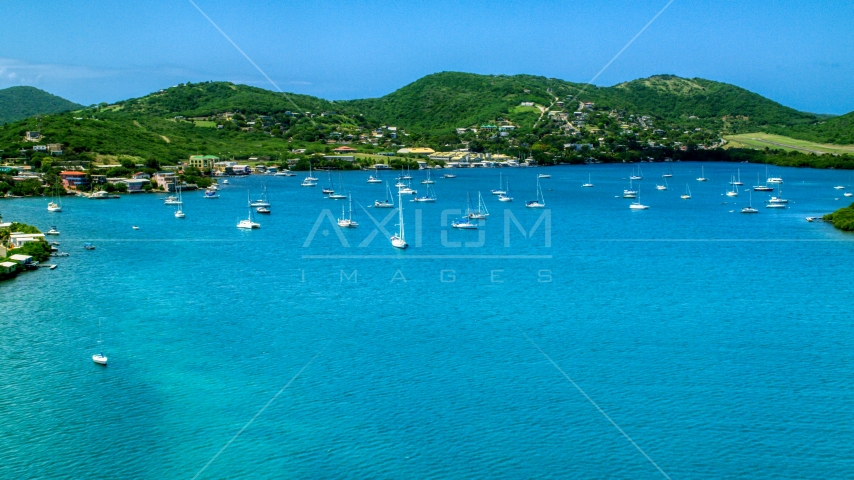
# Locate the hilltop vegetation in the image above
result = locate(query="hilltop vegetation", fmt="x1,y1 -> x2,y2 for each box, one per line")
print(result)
0,86 -> 82,124
0,73 -> 853,171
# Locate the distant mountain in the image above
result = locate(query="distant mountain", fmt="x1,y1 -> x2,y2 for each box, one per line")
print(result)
0,86 -> 82,124
341,72 -> 820,133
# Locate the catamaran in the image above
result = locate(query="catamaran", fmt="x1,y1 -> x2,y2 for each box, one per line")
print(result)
468,192 -> 489,219
338,194 -> 359,227
491,172 -> 506,195
526,176 -> 546,208
375,185 -> 394,208
390,189 -> 407,248
766,167 -> 783,184
237,192 -> 261,228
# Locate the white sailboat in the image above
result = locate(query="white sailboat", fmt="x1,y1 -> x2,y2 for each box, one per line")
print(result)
726,176 -> 739,197
681,183 -> 692,199
526,176 -> 546,208
696,166 -> 708,182
656,178 -> 668,190
741,190 -> 759,213
420,169 -> 435,184
92,317 -> 107,365
174,187 -> 185,218
367,167 -> 383,184
453,193 -> 479,229
498,180 -> 513,202
375,184 -> 394,208
329,173 -> 348,199
753,172 -> 774,191
630,187 -> 649,209
630,166 -> 643,180
491,172 -> 506,195
730,169 -> 743,185
412,182 -> 436,202
338,194 -> 359,227
250,185 -> 270,207
623,178 -> 638,198
582,174 -> 593,188
662,167 -> 673,178
306,162 -> 318,181
47,183 -> 62,212
322,170 -> 335,194
237,192 -> 261,228
390,189 -> 407,248
468,192 -> 489,219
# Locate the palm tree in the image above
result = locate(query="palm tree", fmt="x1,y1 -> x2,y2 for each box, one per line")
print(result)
0,228 -> 10,249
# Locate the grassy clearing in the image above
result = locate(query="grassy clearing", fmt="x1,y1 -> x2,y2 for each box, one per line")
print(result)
510,105 -> 541,114
193,120 -> 217,128
724,132 -> 854,155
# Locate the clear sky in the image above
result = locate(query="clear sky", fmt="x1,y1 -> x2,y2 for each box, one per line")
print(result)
1,0 -> 852,114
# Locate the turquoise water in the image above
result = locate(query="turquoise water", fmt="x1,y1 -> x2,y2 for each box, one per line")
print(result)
1,162 -> 853,478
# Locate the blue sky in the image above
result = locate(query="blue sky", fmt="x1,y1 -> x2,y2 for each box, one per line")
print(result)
1,0 -> 852,114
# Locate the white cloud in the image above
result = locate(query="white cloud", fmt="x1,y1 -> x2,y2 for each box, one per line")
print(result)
0,57 -> 117,87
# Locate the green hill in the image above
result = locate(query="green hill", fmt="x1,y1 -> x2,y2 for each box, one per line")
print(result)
0,86 -> 82,124
1,74 -> 853,169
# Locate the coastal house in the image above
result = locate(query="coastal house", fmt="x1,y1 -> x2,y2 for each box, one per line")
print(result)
24,131 -> 42,142
323,155 -> 355,163
132,172 -> 150,180
0,261 -> 17,276
47,144 -> 63,155
33,145 -> 47,152
118,179 -> 149,192
9,233 -> 45,248
9,254 -> 34,267
153,171 -> 178,190
332,146 -> 358,154
60,171 -> 88,189
188,155 -> 219,170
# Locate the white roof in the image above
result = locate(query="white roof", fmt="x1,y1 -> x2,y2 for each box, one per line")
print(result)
0,262 -> 16,268
10,254 -> 32,261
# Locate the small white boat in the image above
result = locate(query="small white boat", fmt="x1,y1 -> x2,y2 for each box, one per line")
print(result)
656,178 -> 668,191
623,179 -> 638,198
301,178 -> 317,187
399,187 -> 417,195
132,226 -> 139,230
731,169 -> 744,185
92,353 -> 107,365
442,174 -> 456,179
164,195 -> 182,205
367,175 -> 383,184
452,218 -> 478,229
834,186 -> 844,190
222,179 -> 230,184
328,192 -> 347,200
491,172 -> 506,195
47,201 -> 62,212
322,187 -> 334,194
173,188 -> 185,218
696,166 -> 708,182
630,166 -> 643,180
582,174 -> 593,188
767,177 -> 783,184
45,227 -> 60,235
845,192 -> 853,197
203,189 -> 219,199
538,173 -> 551,179
420,170 -> 435,184
174,210 -> 185,218
249,185 -> 270,207
765,203 -> 786,209
468,192 -> 489,219
741,191 -> 759,213
681,184 -> 692,199
256,206 -> 271,214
